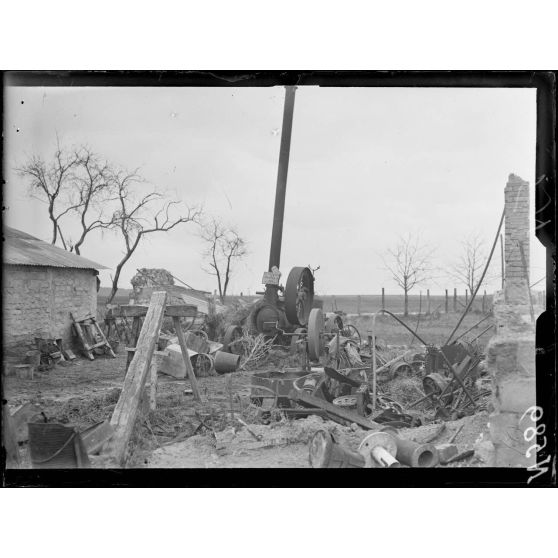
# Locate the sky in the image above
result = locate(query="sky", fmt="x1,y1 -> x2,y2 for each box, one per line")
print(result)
3,85 -> 544,296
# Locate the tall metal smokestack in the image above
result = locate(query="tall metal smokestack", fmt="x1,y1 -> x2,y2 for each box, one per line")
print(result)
268,86 -> 297,271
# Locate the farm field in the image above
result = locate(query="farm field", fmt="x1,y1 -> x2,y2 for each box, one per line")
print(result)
98,287 -> 493,316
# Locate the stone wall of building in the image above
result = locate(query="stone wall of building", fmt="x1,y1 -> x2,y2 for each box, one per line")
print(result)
2,265 -> 97,353
483,174 -> 536,467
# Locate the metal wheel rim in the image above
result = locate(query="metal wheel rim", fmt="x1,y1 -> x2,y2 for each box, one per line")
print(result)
341,324 -> 361,346
285,267 -> 315,326
307,308 -> 324,361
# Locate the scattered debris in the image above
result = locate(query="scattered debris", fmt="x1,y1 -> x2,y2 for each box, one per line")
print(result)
436,443 -> 459,464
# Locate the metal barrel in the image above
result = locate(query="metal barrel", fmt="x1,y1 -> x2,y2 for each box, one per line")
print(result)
214,351 -> 241,374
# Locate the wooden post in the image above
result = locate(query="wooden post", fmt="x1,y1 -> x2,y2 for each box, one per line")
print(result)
357,295 -> 361,315
104,291 -> 167,467
426,289 -> 431,315
381,288 -> 385,311
445,289 -> 449,313
465,289 -> 468,306
147,351 -> 165,412
453,288 -> 457,312
482,290 -> 486,313
419,291 -> 422,316
172,316 -> 202,403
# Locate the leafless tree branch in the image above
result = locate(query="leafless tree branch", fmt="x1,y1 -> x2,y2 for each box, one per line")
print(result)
199,218 -> 248,302
382,233 -> 435,316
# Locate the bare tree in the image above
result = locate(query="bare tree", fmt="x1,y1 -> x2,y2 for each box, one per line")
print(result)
449,234 -> 491,295
383,233 -> 435,316
200,218 -> 248,303
16,140 -> 81,248
17,143 -> 117,253
106,170 -> 202,304
67,148 -> 116,255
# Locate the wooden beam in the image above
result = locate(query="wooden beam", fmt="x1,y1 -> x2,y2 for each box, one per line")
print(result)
115,304 -> 197,318
172,317 -> 202,402
289,390 -> 380,430
147,351 -> 166,411
104,291 -> 168,467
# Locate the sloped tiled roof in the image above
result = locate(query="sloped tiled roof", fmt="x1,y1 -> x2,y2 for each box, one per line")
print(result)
3,226 -> 107,270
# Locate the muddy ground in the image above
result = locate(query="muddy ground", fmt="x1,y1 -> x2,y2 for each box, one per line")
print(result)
4,312 -> 494,469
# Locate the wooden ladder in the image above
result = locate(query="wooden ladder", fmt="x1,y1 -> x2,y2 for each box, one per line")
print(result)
71,313 -> 116,360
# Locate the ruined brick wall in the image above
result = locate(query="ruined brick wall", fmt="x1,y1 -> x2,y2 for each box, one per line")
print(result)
483,174 -> 536,467
504,174 -> 530,304
2,265 -> 97,353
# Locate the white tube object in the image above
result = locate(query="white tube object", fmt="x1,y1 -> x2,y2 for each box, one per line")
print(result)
372,445 -> 400,468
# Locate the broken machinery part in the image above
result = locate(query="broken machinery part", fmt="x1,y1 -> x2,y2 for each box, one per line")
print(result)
222,325 -> 244,354
309,430 -> 366,468
284,266 -> 315,327
358,431 -> 400,468
307,307 -> 325,361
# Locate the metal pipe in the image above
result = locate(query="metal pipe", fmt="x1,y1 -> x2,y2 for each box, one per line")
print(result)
445,207 -> 505,345
371,446 -> 400,468
468,324 -> 495,344
268,86 -> 297,272
452,313 -> 492,343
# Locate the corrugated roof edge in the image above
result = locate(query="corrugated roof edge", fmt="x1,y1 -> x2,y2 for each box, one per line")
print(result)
3,226 -> 108,270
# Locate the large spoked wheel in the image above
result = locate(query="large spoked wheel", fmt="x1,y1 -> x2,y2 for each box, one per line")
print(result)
341,324 -> 361,346
284,267 -> 315,326
307,308 -> 324,361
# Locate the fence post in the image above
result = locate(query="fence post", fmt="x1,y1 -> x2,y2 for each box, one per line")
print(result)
426,289 -> 431,315
445,289 -> 449,313
482,290 -> 486,313
381,287 -> 385,311
465,289 -> 468,306
357,295 -> 361,316
419,291 -> 422,316
453,288 -> 457,312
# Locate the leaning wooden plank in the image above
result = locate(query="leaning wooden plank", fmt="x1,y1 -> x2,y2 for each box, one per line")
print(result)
172,316 -> 202,403
103,291 -> 167,467
116,304 -> 197,318
288,389 -> 380,430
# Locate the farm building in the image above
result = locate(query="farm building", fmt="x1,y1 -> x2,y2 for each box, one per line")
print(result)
127,268 -> 223,316
2,226 -> 107,354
